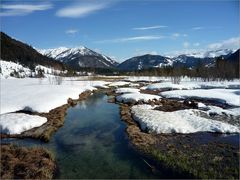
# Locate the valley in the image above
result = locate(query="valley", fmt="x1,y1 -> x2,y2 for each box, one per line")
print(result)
0,1 -> 239,178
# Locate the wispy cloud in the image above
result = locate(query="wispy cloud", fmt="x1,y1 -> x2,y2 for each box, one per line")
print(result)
193,42 -> 200,47
183,42 -> 190,48
192,26 -> 205,30
166,37 -> 239,57
172,33 -> 180,38
171,33 -> 188,39
133,25 -> 168,30
0,3 -> 52,16
65,29 -> 78,35
207,37 -> 240,50
56,1 -> 111,18
192,26 -> 222,31
95,35 -> 165,43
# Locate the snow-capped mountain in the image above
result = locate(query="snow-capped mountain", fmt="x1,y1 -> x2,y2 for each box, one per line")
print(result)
202,49 -> 233,58
168,49 -> 234,59
38,46 -> 119,69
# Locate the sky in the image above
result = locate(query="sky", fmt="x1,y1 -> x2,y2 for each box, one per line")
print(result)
1,0 -> 239,62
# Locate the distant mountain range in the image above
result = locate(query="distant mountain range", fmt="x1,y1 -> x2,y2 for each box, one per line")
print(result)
38,47 -> 119,69
1,32 -> 238,72
39,46 -> 237,71
117,49 -> 237,71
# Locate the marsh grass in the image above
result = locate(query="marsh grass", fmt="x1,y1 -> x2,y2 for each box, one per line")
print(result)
0,144 -> 56,179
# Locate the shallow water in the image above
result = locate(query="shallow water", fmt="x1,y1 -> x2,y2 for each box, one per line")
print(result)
2,93 -> 163,179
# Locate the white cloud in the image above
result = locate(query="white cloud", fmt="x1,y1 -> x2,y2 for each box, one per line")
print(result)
133,25 -> 168,30
183,42 -> 190,48
192,26 -> 205,30
207,37 -> 240,50
56,1 -> 110,18
95,35 -> 165,43
192,26 -> 222,31
0,3 -> 52,16
172,33 -> 180,37
193,42 -> 200,47
171,33 -> 188,39
66,29 -> 78,35
166,37 -> 239,57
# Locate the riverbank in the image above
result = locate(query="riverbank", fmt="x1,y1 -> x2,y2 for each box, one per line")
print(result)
116,94 -> 239,179
1,90 -> 93,142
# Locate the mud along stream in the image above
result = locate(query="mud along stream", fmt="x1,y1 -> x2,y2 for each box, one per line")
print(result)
2,92 -> 173,179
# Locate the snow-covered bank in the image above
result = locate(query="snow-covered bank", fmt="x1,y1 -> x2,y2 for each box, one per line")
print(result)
116,93 -> 161,103
143,80 -> 240,91
115,88 -> 140,94
124,76 -> 165,82
161,89 -> 240,107
108,81 -> 131,87
0,78 -> 109,114
143,82 -> 199,90
0,113 -> 47,134
131,105 -> 240,134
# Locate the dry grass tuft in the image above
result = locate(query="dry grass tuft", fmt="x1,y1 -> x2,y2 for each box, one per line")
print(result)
1,144 -> 56,179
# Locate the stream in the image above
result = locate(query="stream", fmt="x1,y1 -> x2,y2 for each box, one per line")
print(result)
2,93 -> 166,179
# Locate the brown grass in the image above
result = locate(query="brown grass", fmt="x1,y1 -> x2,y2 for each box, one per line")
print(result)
0,144 -> 55,179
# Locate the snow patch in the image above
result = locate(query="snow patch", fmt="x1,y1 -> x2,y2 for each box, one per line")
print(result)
131,105 -> 240,134
161,89 -> 240,106
116,93 -> 161,103
0,113 -> 47,134
145,82 -> 199,90
108,81 -> 130,87
115,88 -> 140,94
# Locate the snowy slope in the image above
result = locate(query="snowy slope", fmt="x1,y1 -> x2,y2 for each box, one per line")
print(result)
0,60 -> 65,78
0,60 -> 31,78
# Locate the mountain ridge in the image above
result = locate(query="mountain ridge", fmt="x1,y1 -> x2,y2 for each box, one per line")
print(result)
0,32 -> 67,71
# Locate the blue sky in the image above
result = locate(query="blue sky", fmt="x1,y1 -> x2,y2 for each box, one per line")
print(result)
1,0 -> 239,62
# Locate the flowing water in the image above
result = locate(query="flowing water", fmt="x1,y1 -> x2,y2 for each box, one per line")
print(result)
2,93 -> 164,179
